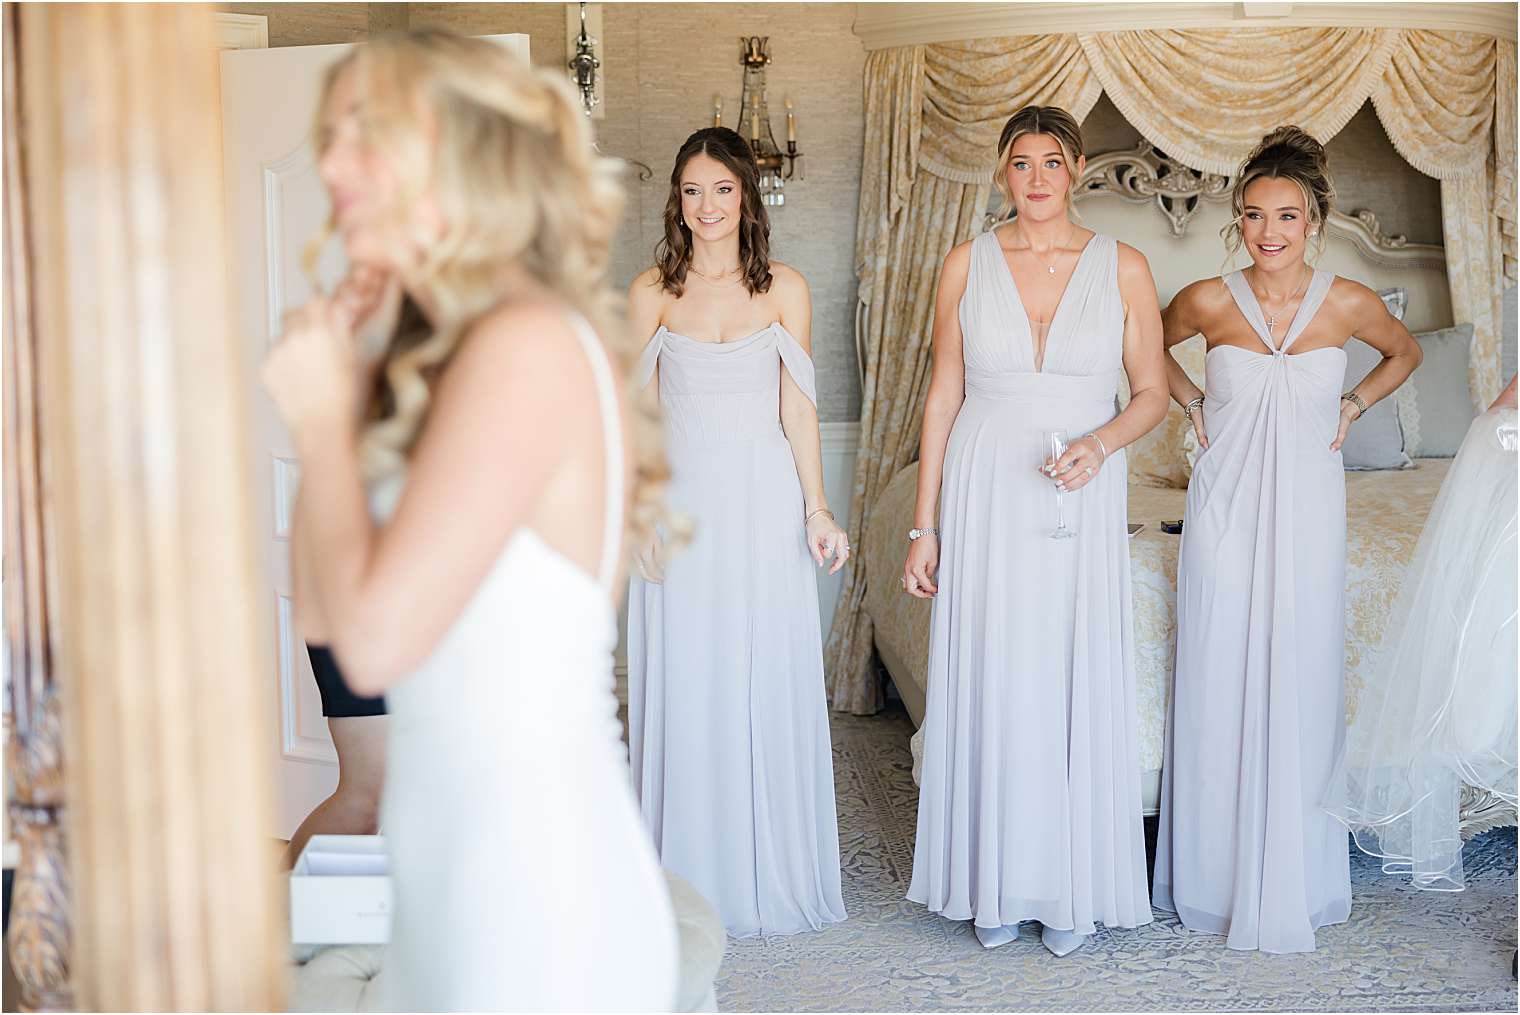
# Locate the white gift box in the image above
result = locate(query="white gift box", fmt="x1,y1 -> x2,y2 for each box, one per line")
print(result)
290,835 -> 392,946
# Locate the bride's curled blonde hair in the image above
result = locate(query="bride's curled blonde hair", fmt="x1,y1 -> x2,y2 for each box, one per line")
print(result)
310,30 -> 669,551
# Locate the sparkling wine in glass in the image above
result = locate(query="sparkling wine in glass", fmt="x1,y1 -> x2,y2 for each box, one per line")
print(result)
1044,428 -> 1076,540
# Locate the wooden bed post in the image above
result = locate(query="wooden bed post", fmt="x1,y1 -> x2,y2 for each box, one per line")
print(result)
8,3 -> 284,1009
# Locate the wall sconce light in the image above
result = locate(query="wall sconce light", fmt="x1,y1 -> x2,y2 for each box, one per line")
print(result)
566,3 -> 602,118
564,3 -> 653,182
714,37 -> 803,207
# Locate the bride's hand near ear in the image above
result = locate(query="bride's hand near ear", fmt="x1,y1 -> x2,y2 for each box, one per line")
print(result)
634,530 -> 666,584
263,265 -> 398,437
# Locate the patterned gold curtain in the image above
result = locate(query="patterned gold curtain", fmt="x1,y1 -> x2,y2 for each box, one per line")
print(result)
1372,32 -> 1517,403
827,27 -> 1517,714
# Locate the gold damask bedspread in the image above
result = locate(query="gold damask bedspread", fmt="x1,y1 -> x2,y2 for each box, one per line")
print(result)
860,458 -> 1453,811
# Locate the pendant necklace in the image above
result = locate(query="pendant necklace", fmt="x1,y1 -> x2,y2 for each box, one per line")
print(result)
1255,266 -> 1311,332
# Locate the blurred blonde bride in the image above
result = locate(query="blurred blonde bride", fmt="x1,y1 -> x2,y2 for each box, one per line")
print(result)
262,31 -> 677,1010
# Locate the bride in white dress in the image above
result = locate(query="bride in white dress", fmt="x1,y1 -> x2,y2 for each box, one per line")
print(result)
625,127 -> 849,938
1154,127 -> 1422,954
903,106 -> 1168,957
1324,376 -> 1517,890
263,33 -> 677,1010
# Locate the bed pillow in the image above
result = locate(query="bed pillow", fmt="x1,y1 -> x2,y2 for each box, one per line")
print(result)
1395,323 -> 1475,457
1341,335 -> 1414,470
1124,335 -> 1204,488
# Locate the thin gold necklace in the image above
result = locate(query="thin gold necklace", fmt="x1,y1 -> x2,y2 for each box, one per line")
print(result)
1025,223 -> 1077,274
689,262 -> 742,281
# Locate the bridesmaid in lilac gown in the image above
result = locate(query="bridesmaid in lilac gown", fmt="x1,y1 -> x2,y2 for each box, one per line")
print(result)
903,106 -> 1168,957
625,128 -> 848,939
1155,126 -> 1421,954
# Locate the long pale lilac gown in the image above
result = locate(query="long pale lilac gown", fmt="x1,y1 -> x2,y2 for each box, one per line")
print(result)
908,231 -> 1153,935
627,321 -> 846,938
1154,269 -> 1353,954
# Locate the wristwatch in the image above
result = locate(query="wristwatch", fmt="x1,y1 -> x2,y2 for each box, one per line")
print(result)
908,527 -> 938,541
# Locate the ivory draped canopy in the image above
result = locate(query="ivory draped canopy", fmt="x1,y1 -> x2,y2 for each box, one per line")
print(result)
828,26 -> 1517,715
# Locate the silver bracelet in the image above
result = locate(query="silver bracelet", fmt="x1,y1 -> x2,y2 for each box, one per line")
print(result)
1083,432 -> 1108,462
1341,391 -> 1368,418
804,507 -> 834,525
1184,396 -> 1205,422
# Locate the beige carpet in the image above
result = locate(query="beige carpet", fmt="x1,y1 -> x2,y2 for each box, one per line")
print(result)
712,709 -> 1518,1012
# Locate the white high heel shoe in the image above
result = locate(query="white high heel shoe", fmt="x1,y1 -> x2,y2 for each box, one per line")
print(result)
1040,925 -> 1087,957
973,923 -> 1020,949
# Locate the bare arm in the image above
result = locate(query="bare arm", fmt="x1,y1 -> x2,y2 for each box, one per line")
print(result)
776,267 -> 850,575
1333,280 -> 1423,450
295,305 -> 598,695
1158,281 -> 1212,450
1055,244 -> 1168,492
1160,281 -> 1207,408
776,267 -> 826,515
290,514 -> 328,644
627,267 -> 666,396
902,243 -> 971,598
290,273 -> 397,645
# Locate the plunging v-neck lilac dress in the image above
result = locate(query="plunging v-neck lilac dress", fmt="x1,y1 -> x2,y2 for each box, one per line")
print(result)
908,231 -> 1153,935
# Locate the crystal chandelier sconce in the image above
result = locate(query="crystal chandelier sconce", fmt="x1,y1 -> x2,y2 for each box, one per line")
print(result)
567,3 -> 600,117
714,36 -> 803,207
565,3 -> 653,181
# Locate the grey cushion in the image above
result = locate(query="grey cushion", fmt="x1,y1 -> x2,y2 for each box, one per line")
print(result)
1502,285 -> 1517,384
1341,336 -> 1414,470
1396,323 -> 1476,457
1378,286 -> 1408,322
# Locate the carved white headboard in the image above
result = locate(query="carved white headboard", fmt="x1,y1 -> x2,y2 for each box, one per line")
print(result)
1068,143 -> 1452,333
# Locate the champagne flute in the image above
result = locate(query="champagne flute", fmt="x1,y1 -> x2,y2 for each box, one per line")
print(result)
1043,428 -> 1076,540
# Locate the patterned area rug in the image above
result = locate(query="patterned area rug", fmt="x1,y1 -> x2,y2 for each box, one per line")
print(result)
714,710 -> 1518,1012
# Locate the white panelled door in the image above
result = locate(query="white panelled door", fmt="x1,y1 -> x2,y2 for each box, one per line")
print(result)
220,34 -> 530,837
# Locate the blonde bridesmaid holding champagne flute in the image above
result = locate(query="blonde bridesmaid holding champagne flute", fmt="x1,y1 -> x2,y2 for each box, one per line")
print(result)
903,106 -> 1168,956
1154,127 -> 1421,954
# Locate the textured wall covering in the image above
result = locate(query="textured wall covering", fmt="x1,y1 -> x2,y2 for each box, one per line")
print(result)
409,3 -> 867,422
221,3 -> 379,46
219,3 -> 867,420
1329,103 -> 1445,245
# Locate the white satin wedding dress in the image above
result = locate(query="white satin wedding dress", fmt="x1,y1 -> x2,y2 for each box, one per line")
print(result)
376,315 -> 677,1011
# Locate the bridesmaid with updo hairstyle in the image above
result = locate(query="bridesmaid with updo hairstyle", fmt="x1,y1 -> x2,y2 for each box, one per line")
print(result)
1154,126 -> 1421,954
